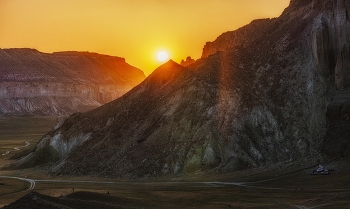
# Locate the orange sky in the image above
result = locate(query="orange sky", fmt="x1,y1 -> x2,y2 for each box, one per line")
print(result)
0,0 -> 289,75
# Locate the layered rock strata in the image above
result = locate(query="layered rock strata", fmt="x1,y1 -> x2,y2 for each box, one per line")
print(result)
0,49 -> 145,115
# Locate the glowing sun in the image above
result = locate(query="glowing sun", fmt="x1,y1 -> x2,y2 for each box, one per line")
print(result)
157,51 -> 169,62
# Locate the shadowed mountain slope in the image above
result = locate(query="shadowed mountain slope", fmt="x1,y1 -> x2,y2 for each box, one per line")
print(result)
0,49 -> 145,115
10,0 -> 350,177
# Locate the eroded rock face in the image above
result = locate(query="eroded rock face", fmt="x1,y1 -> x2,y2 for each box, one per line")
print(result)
13,0 -> 350,177
0,49 -> 145,115
201,18 -> 274,58
311,16 -> 334,76
308,0 -> 350,88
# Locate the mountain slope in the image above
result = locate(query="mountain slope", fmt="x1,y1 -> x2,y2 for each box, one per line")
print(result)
11,0 -> 350,177
0,49 -> 145,115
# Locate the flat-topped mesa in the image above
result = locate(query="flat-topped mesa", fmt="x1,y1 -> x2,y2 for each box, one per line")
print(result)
52,51 -> 126,63
0,48 -> 145,115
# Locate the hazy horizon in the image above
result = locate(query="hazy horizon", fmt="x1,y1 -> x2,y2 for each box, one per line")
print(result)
0,0 -> 289,75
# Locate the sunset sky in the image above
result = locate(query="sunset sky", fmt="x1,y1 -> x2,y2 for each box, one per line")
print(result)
0,0 -> 289,75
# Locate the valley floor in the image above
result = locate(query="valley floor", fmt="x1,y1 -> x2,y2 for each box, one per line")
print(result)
0,117 -> 349,208
0,116 -> 58,160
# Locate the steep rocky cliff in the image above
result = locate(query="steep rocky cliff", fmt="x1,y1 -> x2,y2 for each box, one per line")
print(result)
11,0 -> 350,177
0,49 -> 145,115
201,18 -> 274,58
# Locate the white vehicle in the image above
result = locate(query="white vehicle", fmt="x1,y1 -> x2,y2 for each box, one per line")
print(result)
310,164 -> 334,175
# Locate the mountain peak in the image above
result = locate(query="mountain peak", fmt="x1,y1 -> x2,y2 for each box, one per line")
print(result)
151,59 -> 184,75
143,59 -> 187,86
160,59 -> 181,67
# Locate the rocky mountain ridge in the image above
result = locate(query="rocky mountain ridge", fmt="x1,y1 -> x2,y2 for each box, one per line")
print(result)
9,0 -> 350,177
201,18 -> 274,58
0,49 -> 145,115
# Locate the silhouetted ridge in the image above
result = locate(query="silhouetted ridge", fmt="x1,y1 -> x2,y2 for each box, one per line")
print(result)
289,0 -> 313,8
146,60 -> 187,85
151,59 -> 184,75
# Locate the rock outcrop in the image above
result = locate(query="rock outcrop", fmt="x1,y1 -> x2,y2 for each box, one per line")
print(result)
11,0 -> 350,177
180,56 -> 195,67
0,49 -> 145,115
201,18 -> 274,58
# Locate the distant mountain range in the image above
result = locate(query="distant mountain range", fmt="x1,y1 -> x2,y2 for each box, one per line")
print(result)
7,0 -> 350,177
0,49 -> 145,115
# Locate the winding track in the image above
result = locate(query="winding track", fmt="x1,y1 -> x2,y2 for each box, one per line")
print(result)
1,140 -> 31,156
1,176 -> 348,208
0,176 -> 35,190
0,176 -> 287,192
